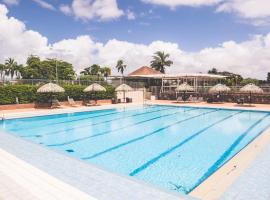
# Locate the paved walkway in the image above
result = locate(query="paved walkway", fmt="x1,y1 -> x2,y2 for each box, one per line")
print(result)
221,142 -> 270,200
0,149 -> 95,200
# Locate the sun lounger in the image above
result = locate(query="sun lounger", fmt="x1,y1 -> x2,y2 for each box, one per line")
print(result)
236,98 -> 244,105
126,97 -> 132,103
198,97 -> 204,102
176,96 -> 183,102
51,99 -> 63,109
85,100 -> 100,106
68,98 -> 80,107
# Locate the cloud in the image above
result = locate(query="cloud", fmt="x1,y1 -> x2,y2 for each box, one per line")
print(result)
217,0 -> 270,25
142,0 -> 270,26
127,9 -> 136,20
60,0 -> 124,21
59,4 -> 72,16
141,0 -> 223,8
32,0 -> 55,10
0,3 -> 270,79
2,0 -> 19,5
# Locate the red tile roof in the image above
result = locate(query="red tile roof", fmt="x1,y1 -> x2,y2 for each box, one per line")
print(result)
128,66 -> 161,76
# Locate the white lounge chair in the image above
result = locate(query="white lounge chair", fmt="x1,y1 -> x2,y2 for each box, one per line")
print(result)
68,98 -> 80,107
176,96 -> 183,102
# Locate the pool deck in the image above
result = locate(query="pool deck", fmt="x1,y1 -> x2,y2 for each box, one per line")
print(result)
1,102 -> 270,200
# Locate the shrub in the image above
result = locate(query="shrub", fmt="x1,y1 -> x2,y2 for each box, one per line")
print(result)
0,84 -> 116,105
0,85 -> 38,105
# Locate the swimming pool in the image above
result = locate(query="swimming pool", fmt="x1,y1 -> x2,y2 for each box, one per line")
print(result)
1,105 -> 270,195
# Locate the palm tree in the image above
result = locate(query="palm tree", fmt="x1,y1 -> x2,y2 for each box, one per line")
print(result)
5,58 -> 21,79
116,60 -> 126,76
150,51 -> 173,74
100,67 -> 111,79
0,64 -> 6,81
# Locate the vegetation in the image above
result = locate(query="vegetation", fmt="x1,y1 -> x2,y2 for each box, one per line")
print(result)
21,55 -> 76,80
0,84 -> 115,105
150,51 -> 173,74
0,56 -> 76,80
79,64 -> 111,81
115,60 -> 126,76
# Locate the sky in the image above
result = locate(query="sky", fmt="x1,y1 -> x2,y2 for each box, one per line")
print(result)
0,0 -> 270,79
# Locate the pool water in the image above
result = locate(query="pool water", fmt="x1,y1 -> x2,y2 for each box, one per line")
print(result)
1,105 -> 270,194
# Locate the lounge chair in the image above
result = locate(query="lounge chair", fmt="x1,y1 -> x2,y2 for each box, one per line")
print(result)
68,98 -> 80,107
176,96 -> 183,102
236,98 -> 244,105
198,97 -> 204,102
126,97 -> 133,103
191,97 -> 198,102
207,98 -> 213,103
51,99 -> 63,109
111,98 -> 117,104
84,100 -> 100,107
187,96 -> 193,102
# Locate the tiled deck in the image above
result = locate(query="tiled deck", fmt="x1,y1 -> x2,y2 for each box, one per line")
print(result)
0,149 -> 95,200
221,139 -> 270,200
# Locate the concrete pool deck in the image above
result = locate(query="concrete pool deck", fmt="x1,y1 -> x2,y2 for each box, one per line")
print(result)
1,102 -> 270,199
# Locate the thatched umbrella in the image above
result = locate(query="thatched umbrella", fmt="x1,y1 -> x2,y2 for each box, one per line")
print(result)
209,84 -> 231,93
175,82 -> 194,101
37,83 -> 65,105
240,83 -> 263,104
83,83 -> 106,92
83,83 -> 106,103
115,84 -> 133,102
209,84 -> 231,102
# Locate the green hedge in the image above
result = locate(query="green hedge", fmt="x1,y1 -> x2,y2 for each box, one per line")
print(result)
0,84 -> 116,105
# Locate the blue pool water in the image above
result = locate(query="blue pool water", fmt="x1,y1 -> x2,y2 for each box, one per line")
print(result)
1,105 -> 270,194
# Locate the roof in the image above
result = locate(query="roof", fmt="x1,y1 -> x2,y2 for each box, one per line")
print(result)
128,66 -> 162,76
128,73 -> 226,79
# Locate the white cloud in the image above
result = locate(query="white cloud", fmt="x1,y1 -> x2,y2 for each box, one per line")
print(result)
2,0 -> 19,5
217,0 -> 270,19
1,3 -> 270,79
142,0 -> 270,26
32,0 -> 55,10
59,4 -> 72,16
141,0 -> 223,8
62,0 -> 124,21
127,9 -> 136,20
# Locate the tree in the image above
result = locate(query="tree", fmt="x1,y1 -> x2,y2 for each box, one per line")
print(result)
80,64 -> 101,76
208,68 -> 218,74
0,64 -> 6,80
100,67 -> 111,79
4,58 -> 22,79
21,56 -> 76,80
267,72 -> 270,83
116,60 -> 126,76
240,78 -> 260,86
207,68 -> 243,86
150,51 -> 173,74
